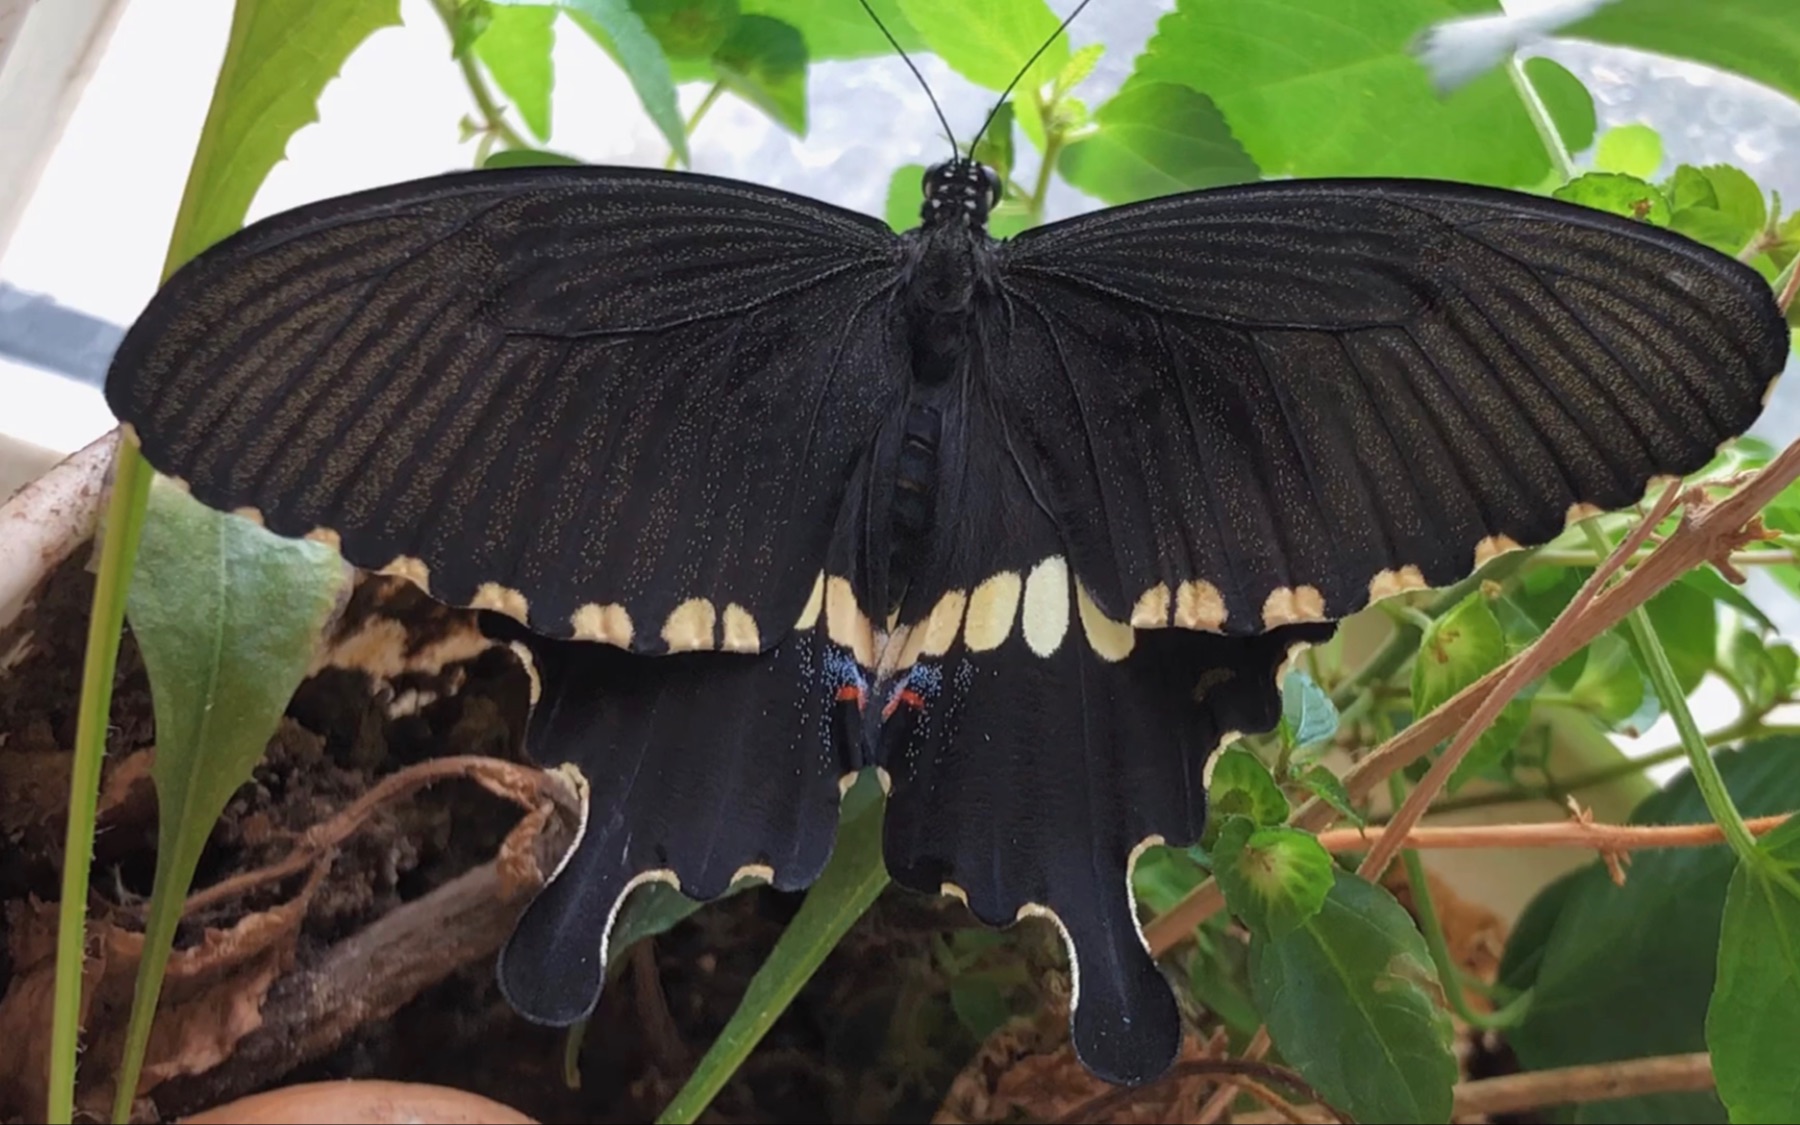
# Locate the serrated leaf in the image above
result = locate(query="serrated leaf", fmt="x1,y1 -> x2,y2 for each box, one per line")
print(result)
524,0 -> 687,164
630,0 -> 738,58
1413,591 -> 1527,790
116,481 -> 348,1109
475,3 -> 557,141
713,14 -> 807,134
1252,871 -> 1457,1124
483,147 -> 584,167
1569,631 -> 1645,723
895,0 -> 1067,93
1554,172 -> 1672,226
1595,123 -> 1663,178
172,0 -> 402,259
1719,621 -> 1794,716
1208,748 -> 1290,829
1502,739 -> 1800,1123
1669,163 -> 1719,210
1707,819 -> 1800,1123
1132,0 -> 1586,186
884,162 -> 927,232
1298,765 -> 1364,827
1280,668 -> 1338,757
1645,578 -> 1718,696
1058,82 -> 1257,205
741,0 -> 920,59
1215,820 -> 1334,939
1055,41 -> 1103,97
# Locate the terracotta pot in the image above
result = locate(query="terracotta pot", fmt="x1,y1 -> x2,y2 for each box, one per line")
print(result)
179,1079 -> 537,1124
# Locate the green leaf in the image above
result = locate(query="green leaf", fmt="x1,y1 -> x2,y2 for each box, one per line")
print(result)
1189,915 -> 1263,1037
1595,123 -> 1664,178
1058,82 -> 1258,205
1502,739 -> 1800,1123
114,481 -> 349,1115
1719,621 -> 1795,717
1646,577 -> 1719,696
522,0 -> 687,164
656,773 -> 890,1125
1412,591 -> 1528,789
1568,632 -> 1645,723
607,881 -> 703,972
483,146 -> 584,167
172,0 -> 402,259
1214,820 -> 1335,939
475,3 -> 557,141
1299,766 -> 1364,827
1669,163 -> 1719,211
1666,164 -> 1769,257
713,14 -> 807,134
630,0 -> 738,57
741,0 -> 920,59
1708,819 -> 1800,1123
1055,41 -> 1104,97
885,162 -> 927,232
1252,871 -> 1457,1124
1567,0 -> 1800,110
895,0 -> 1067,93
452,0 -> 495,57
1131,0 -> 1580,186
1208,748 -> 1290,829
1525,55 -> 1597,155
1553,172 -> 1673,226
1280,668 -> 1339,758
972,100 -> 1015,185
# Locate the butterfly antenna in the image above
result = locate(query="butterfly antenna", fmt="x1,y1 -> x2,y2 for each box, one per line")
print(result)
970,0 -> 1094,155
857,0 -> 958,157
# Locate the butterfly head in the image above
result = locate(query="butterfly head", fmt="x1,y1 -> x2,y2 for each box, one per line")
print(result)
921,158 -> 1001,229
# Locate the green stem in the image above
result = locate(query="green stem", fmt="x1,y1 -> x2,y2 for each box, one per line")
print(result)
49,444 -> 154,1124
431,0 -> 530,151
664,81 -> 725,170
1508,56 -> 1576,182
1580,522 -> 1760,862
1026,91 -> 1064,226
1389,775 -> 1532,1030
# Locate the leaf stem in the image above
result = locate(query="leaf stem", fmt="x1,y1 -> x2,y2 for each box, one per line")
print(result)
1580,521 -> 1761,862
430,0 -> 530,152
1508,56 -> 1576,182
48,440 -> 154,1125
664,81 -> 725,170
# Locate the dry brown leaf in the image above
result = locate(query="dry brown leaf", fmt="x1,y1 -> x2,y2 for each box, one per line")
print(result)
0,870 -> 320,1121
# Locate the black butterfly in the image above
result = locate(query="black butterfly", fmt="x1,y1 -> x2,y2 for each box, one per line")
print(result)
105,149 -> 1787,1084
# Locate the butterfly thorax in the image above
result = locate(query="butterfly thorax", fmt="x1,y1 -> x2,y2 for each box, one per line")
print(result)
904,160 -> 1002,388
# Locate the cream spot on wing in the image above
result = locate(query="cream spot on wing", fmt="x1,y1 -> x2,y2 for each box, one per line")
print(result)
964,571 -> 1023,652
1763,374 -> 1782,408
731,863 -> 774,886
1174,578 -> 1226,631
795,571 -> 825,630
662,597 -> 717,652
940,882 -> 970,906
1262,584 -> 1325,628
721,603 -> 760,652
1131,583 -> 1171,628
1565,502 -> 1604,526
1367,565 -> 1427,604
897,588 -> 967,668
507,641 -> 541,706
471,582 -> 529,623
826,576 -> 874,666
304,527 -> 342,552
231,505 -> 265,526
1077,581 -> 1134,662
1125,836 -> 1167,954
1016,903 -> 1080,1013
1474,534 -> 1523,568
1021,556 -> 1071,657
571,602 -> 633,646
379,555 -> 431,593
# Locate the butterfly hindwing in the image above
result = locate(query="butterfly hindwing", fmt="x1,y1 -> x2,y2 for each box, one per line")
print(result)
105,167 -> 909,654
995,178 -> 1788,632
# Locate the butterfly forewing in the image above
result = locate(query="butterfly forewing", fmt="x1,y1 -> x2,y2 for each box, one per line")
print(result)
995,179 -> 1789,633
106,167 -> 909,654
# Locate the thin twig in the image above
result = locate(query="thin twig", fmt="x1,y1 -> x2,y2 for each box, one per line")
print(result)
1064,1056 -> 1352,1125
1195,1027 -> 1273,1123
1357,481 -> 1681,884
1453,1051 -> 1713,1117
1146,437 -> 1800,956
1317,813 -> 1791,854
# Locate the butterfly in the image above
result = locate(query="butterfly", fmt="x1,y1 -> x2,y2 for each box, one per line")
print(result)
104,129 -> 1788,1084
